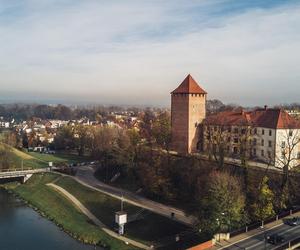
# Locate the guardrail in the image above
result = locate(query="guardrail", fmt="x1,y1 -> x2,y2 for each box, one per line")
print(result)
274,236 -> 300,250
230,206 -> 300,238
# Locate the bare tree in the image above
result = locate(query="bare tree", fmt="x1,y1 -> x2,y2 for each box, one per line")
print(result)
203,124 -> 231,169
275,128 -> 300,207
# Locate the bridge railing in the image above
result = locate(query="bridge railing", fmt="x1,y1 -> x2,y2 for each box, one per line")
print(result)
0,168 -> 35,173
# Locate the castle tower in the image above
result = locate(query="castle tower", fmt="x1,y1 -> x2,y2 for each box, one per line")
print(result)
171,74 -> 207,154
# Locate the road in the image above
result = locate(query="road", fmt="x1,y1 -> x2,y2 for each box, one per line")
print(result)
220,223 -> 300,250
72,166 -> 197,226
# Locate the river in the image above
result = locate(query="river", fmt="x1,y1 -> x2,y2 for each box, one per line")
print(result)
0,188 -> 102,250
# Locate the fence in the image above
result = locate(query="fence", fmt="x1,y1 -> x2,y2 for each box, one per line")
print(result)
230,206 -> 300,238
274,236 -> 300,250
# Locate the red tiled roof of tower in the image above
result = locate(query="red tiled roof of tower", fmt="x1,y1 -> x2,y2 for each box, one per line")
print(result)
205,108 -> 300,129
171,74 -> 207,94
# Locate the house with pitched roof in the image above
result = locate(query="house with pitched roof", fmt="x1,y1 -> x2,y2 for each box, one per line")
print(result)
171,75 -> 300,169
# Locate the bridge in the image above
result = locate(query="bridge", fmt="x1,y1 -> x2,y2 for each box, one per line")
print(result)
0,168 -> 50,183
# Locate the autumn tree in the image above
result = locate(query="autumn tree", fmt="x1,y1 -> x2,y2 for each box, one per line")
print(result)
74,124 -> 89,156
251,176 -> 275,221
54,125 -> 75,150
152,111 -> 171,152
203,124 -> 231,169
139,109 -> 155,146
199,171 -> 246,234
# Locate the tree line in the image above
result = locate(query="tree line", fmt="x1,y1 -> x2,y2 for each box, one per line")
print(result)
0,104 -> 145,121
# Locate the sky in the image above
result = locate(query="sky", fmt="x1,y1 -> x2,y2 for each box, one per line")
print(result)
0,0 -> 300,107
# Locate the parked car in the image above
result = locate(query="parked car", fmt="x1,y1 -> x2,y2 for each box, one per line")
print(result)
285,217 -> 300,226
266,234 -> 284,245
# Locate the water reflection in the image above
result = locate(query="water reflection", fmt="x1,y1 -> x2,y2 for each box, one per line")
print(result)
0,189 -> 102,250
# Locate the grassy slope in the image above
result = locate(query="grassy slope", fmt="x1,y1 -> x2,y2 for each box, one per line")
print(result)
0,143 -> 91,170
7,173 -> 135,250
27,152 -> 90,164
0,143 -> 47,169
55,176 -> 190,244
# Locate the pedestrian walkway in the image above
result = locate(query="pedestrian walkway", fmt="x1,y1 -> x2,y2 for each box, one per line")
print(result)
73,166 -> 197,226
47,183 -> 152,250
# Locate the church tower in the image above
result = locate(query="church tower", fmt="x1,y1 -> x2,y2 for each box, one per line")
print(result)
171,74 -> 207,154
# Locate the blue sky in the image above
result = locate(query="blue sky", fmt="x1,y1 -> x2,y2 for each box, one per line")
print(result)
0,0 -> 299,106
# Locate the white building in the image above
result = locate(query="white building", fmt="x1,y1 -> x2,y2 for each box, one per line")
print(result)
202,107 -> 300,169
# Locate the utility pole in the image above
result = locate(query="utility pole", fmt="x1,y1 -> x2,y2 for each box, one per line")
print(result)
121,194 -> 124,211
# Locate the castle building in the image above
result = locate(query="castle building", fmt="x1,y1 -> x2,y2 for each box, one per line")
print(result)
171,75 -> 300,169
171,74 -> 207,154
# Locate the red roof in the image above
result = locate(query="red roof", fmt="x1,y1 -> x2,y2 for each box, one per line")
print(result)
205,108 -> 300,129
172,74 -> 207,94
250,108 -> 300,129
204,109 -> 251,126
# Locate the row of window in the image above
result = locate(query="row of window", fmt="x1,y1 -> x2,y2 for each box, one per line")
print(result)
207,136 -> 274,148
253,128 -> 273,136
252,138 -> 272,147
252,148 -> 272,158
209,127 -> 296,139
212,145 -> 300,160
210,126 -> 274,136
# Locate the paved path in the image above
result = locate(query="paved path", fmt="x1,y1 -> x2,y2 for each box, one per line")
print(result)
47,183 -> 151,250
73,166 -> 197,226
213,211 -> 300,250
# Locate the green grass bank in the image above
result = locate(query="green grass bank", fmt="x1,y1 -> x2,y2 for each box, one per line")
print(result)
4,173 -> 137,250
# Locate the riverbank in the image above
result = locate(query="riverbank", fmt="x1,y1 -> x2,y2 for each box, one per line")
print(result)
3,173 -> 137,250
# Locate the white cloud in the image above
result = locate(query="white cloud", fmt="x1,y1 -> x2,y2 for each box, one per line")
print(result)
0,1 -> 299,106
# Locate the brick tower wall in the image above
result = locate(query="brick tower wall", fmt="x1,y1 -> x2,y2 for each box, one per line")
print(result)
188,93 -> 206,153
171,93 -> 206,154
171,93 -> 189,154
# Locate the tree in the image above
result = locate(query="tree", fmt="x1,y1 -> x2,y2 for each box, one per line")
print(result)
139,109 -> 155,146
252,176 -> 275,221
152,111 -> 171,153
74,124 -> 89,156
54,105 -> 72,120
199,171 -> 246,234
203,124 -> 231,169
54,125 -> 75,150
137,150 -> 174,200
275,128 -> 300,208
3,131 -> 20,148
